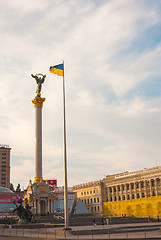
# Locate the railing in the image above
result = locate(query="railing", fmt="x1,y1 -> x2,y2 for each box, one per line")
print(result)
0,224 -> 161,239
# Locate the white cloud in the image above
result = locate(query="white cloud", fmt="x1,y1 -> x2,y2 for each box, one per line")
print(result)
0,0 -> 161,189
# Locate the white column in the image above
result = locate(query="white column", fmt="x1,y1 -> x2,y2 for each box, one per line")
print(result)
35,107 -> 42,179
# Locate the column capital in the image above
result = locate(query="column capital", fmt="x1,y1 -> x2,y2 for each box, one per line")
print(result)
32,96 -> 45,109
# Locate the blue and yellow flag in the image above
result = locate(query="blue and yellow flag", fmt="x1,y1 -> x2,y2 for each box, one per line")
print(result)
49,64 -> 64,76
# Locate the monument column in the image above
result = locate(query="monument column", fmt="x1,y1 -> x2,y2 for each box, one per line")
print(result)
32,96 -> 45,183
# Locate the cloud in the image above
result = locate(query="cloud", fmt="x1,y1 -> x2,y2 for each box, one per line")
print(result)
0,0 -> 161,189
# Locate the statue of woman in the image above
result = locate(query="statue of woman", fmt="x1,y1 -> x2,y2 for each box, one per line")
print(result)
31,73 -> 46,96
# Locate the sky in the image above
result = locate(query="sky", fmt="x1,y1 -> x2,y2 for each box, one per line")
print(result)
1,0 -> 161,190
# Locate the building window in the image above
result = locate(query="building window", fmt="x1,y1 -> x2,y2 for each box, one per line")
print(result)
94,198 -> 96,203
152,191 -> 155,196
151,180 -> 154,187
131,183 -> 134,189
141,182 -> 144,188
87,199 -> 89,204
84,199 -> 86,204
118,186 -> 120,191
127,195 -> 130,200
87,191 -> 89,195
95,206 -> 96,211
136,183 -> 139,188
109,187 -> 112,193
97,197 -> 99,203
118,196 -> 121,201
114,196 -> 117,201
84,192 -> 86,195
91,207 -> 93,212
142,193 -> 145,198
123,195 -> 125,200
91,199 -> 92,203
114,187 -> 116,192
110,197 -> 112,201
126,184 -> 129,190
93,190 -> 95,194
122,185 -> 125,191
98,206 -> 100,211
90,191 -> 92,194
137,193 -> 140,198
132,194 -> 135,199
81,192 -> 83,195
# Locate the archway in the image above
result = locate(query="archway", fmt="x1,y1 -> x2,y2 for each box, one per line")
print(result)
40,200 -> 46,215
126,205 -> 132,216
146,203 -> 153,217
136,204 -> 142,217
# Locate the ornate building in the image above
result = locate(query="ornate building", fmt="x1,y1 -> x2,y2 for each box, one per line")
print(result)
103,166 -> 161,202
73,166 -> 161,217
0,145 -> 11,189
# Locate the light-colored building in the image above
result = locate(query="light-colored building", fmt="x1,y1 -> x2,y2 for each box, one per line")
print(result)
103,166 -> 161,202
73,166 -> 161,217
73,180 -> 105,215
0,145 -> 11,189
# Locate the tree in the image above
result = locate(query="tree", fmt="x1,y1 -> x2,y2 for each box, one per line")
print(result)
16,183 -> 21,193
10,183 -> 15,192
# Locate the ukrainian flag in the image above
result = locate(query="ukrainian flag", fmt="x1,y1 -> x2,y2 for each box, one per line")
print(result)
49,64 -> 64,76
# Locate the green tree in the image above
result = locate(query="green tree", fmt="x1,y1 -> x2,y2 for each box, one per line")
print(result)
10,183 -> 15,192
16,183 -> 21,193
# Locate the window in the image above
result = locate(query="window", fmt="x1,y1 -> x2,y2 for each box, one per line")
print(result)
91,207 -> 93,212
84,192 -> 86,195
97,197 -> 99,203
122,185 -> 125,191
110,197 -> 112,201
95,206 -> 96,211
126,184 -> 129,190
98,206 -> 100,211
142,193 -> 145,198
109,187 -> 112,192
131,183 -> 134,189
87,199 -> 89,204
90,191 -> 92,194
114,187 -> 116,192
141,182 -> 144,188
127,195 -> 130,200
84,199 -> 86,204
94,198 -> 96,203
91,199 -> 92,203
118,196 -> 121,201
132,194 -> 135,199
123,195 -> 125,200
81,192 -> 83,195
114,196 -> 117,201
151,180 -> 154,187
137,193 -> 140,198
136,183 -> 139,188
93,190 -> 95,194
87,191 -> 89,195
118,186 -> 120,191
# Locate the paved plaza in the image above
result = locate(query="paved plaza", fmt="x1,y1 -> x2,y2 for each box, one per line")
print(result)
0,221 -> 161,239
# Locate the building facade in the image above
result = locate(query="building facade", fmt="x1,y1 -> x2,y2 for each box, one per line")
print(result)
73,180 -> 105,215
73,166 -> 161,217
0,145 -> 11,189
102,166 -> 161,202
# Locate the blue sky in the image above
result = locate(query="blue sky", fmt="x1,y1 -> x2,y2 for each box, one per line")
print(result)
1,0 -> 161,189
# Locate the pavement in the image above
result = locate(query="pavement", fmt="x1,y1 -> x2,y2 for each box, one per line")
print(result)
0,221 -> 161,239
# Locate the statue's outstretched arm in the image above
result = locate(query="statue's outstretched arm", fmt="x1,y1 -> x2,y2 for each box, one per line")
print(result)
31,74 -> 35,79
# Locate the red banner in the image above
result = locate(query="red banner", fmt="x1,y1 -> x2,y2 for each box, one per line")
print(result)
0,194 -> 23,204
47,180 -> 57,189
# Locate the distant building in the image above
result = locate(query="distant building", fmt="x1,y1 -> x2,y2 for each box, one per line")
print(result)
73,166 -> 161,217
0,145 -> 11,189
73,180 -> 105,215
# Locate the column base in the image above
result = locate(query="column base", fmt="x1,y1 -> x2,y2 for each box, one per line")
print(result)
34,177 -> 43,183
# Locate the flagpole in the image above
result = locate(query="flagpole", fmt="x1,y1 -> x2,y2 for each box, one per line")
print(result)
63,61 -> 69,229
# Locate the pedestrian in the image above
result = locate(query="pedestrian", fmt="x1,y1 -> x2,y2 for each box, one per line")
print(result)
101,218 -> 104,227
157,215 -> 160,222
8,222 -> 12,229
93,218 -> 96,227
106,218 -> 109,225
